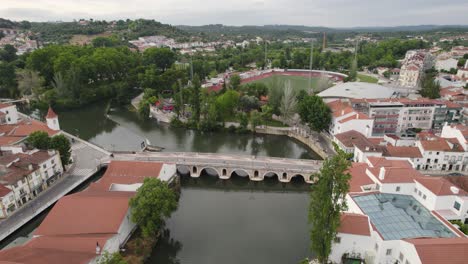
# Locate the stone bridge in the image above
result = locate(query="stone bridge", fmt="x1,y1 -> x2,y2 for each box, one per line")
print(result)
107,152 -> 323,183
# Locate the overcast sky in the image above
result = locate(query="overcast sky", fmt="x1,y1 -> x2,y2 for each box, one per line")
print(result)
1,0 -> 468,27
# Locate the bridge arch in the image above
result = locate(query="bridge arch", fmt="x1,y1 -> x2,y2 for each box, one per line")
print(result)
263,171 -> 279,180
231,169 -> 249,178
290,174 -> 307,183
199,167 -> 220,177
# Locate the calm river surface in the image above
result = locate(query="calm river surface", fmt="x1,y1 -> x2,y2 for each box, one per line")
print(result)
9,102 -> 317,263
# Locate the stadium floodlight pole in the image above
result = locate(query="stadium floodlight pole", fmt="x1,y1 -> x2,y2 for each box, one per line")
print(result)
190,56 -> 194,81
264,41 -> 268,69
309,40 -> 314,93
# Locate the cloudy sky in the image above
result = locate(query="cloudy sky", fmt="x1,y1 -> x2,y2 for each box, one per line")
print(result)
1,0 -> 468,27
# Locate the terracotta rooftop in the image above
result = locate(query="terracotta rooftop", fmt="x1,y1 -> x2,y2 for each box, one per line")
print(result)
337,112 -> 371,124
366,157 -> 413,168
338,213 -> 371,236
327,100 -> 355,118
383,146 -> 423,158
334,130 -> 372,148
0,184 -> 11,197
348,163 -> 374,193
35,191 -> 133,236
89,160 -> 164,191
419,137 -> 458,152
2,119 -> 59,137
368,167 -> 423,184
0,245 -> 97,264
0,103 -> 12,109
404,238 -> 468,264
415,177 -> 467,196
0,136 -> 22,146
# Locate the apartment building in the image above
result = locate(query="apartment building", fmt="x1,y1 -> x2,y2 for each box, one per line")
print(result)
398,50 -> 434,88
330,158 -> 468,264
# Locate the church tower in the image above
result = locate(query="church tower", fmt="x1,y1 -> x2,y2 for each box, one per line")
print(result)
45,106 -> 60,131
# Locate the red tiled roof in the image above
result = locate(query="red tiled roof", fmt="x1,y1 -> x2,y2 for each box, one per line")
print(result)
415,176 -> 467,196
35,191 -> 133,236
0,245 -> 97,264
404,237 -> 468,264
338,213 -> 371,236
327,100 -> 355,118
0,184 -> 11,197
5,119 -> 58,137
419,138 -> 453,151
89,160 -> 164,191
0,136 -> 22,146
348,163 -> 374,193
383,146 -> 423,158
45,107 -> 58,119
368,167 -> 423,183
366,156 -> 413,169
0,103 -> 13,109
338,112 -> 371,124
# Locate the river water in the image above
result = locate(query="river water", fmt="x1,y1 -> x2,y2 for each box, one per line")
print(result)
7,102 -> 318,263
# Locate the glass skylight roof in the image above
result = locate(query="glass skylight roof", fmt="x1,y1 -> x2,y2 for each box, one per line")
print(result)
353,193 -> 456,240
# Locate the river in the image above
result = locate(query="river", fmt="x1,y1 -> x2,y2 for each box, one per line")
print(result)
7,102 -> 317,263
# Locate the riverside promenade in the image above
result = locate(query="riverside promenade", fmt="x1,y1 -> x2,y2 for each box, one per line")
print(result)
0,132 -> 110,243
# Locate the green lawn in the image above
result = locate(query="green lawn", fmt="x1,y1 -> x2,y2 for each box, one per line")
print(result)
250,75 -> 321,91
357,74 -> 379,83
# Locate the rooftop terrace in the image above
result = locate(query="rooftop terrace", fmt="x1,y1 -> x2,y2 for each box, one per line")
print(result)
353,193 -> 456,240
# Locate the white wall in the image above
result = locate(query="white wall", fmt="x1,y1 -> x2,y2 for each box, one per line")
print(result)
330,233 -> 374,263
0,105 -> 19,124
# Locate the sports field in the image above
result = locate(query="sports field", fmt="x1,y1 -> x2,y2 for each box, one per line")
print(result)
250,75 -> 322,91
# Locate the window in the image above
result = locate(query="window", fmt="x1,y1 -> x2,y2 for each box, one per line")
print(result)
6,110 -> 8,114
428,151 -> 432,155
386,249 -> 392,255
427,159 -> 431,163
418,191 -> 422,196
444,155 -> 449,160
334,237 -> 341,243
434,159 -> 438,164
396,186 -> 401,192
27,175 -> 32,180
454,201 -> 461,211
43,164 -> 46,169
436,152 -> 440,155
423,194 -> 427,200
414,188 -> 417,193
51,159 -> 55,164
399,252 -> 404,261
375,243 -> 379,251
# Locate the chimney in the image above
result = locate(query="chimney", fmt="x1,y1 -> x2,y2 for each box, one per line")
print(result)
96,242 -> 101,255
365,146 -> 370,151
356,113 -> 360,119
28,164 -> 33,171
341,110 -> 345,115
379,167 -> 386,180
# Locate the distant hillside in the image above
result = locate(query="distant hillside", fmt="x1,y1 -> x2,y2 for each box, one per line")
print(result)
179,24 -> 468,35
0,18 -> 18,29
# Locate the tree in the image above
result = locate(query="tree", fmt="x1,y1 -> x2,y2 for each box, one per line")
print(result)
309,151 -> 351,264
279,81 -> 297,123
267,75 -> 284,115
420,72 -> 440,99
129,178 -> 178,238
216,89 -> 240,120
191,74 -> 201,123
0,44 -> 17,63
142,47 -> 176,72
250,110 -> 262,132
27,131 -> 51,150
50,135 -> 72,166
298,95 -> 331,131
348,58 -> 357,81
99,251 -> 127,264
229,74 -> 241,90
16,69 -> 43,96
239,95 -> 260,112
0,62 -> 18,97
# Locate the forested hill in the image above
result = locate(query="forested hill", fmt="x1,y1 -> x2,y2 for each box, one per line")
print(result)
0,18 -> 190,44
0,18 -> 19,28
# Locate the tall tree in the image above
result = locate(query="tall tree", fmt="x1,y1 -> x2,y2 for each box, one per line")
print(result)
229,74 -> 241,90
297,95 -> 331,131
129,178 -> 178,238
0,62 -> 18,97
0,44 -> 17,63
191,74 -> 201,123
279,81 -> 297,123
309,151 -> 351,264
50,134 -> 72,166
420,72 -> 440,99
27,131 -> 51,150
142,47 -> 176,72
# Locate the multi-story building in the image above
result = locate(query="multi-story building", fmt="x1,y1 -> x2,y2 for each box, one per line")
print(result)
327,100 -> 374,137
330,157 -> 468,264
398,50 -> 434,88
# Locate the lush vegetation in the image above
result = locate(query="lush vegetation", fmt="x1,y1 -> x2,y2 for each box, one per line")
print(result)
420,69 -> 441,99
357,73 -> 378,83
309,150 -> 351,264
26,131 -> 72,166
129,178 -> 178,238
297,92 -> 332,131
